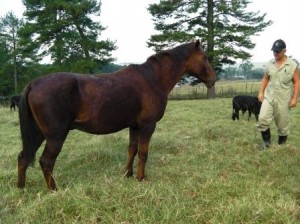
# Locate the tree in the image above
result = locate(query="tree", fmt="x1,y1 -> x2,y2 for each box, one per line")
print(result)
0,12 -> 23,94
239,60 -> 253,79
20,0 -> 117,73
0,40 -> 12,95
248,68 -> 264,80
147,0 -> 272,97
220,66 -> 237,80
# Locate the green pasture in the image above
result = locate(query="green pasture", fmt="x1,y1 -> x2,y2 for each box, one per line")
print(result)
1,98 -> 300,223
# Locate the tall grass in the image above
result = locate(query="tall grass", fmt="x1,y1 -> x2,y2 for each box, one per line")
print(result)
1,98 -> 300,223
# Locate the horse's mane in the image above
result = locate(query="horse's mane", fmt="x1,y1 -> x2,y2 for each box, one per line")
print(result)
128,42 -> 195,77
146,42 -> 193,65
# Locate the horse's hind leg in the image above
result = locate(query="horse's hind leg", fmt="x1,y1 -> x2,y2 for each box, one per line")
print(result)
125,128 -> 139,177
17,153 -> 31,189
39,138 -> 66,190
17,135 -> 45,189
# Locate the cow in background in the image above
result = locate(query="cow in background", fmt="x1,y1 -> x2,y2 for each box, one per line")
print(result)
232,95 -> 261,121
10,95 -> 21,111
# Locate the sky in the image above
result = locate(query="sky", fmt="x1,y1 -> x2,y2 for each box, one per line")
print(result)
0,0 -> 299,64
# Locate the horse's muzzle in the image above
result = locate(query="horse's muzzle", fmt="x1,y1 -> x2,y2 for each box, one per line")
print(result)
205,78 -> 216,88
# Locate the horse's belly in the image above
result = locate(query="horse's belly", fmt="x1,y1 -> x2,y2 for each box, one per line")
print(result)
71,119 -> 129,135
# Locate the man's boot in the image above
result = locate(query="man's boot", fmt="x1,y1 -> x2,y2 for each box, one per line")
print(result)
278,135 -> 287,145
261,128 -> 271,150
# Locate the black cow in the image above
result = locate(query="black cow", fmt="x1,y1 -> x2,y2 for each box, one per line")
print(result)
232,95 -> 261,121
10,95 -> 20,111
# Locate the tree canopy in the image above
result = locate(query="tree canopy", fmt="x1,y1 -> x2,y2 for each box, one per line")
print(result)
0,11 -> 23,94
148,0 -> 272,72
19,0 -> 117,73
0,1 -> 118,96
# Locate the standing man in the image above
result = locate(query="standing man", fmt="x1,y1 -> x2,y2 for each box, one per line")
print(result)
257,39 -> 299,149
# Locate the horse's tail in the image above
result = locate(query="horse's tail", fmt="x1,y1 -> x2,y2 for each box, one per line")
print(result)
19,84 -> 43,165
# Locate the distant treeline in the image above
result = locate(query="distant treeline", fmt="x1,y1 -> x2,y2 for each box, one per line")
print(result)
0,63 -> 126,98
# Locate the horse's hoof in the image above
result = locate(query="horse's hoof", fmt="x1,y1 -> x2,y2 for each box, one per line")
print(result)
136,175 -> 145,181
16,182 -> 25,189
124,170 -> 133,177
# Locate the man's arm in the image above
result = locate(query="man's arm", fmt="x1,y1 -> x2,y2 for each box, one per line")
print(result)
258,74 -> 270,102
290,68 -> 299,108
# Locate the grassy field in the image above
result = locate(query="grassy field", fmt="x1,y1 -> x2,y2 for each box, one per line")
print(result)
1,98 -> 300,223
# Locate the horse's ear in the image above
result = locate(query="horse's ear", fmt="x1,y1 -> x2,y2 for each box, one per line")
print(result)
195,39 -> 200,48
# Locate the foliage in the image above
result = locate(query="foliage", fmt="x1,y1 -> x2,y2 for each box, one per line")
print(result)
0,12 -> 24,94
0,12 -> 23,59
1,98 -> 300,223
0,41 -> 13,95
239,60 -> 254,79
101,63 -> 126,73
0,1 -> 120,96
147,0 -> 272,72
220,63 -> 264,80
19,0 -> 117,73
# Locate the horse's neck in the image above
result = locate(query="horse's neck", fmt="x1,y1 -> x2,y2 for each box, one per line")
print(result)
148,58 -> 185,93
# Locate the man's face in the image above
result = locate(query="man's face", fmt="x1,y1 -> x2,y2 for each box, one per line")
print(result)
273,49 -> 286,60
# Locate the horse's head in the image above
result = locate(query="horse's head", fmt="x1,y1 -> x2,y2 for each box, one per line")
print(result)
186,40 -> 216,88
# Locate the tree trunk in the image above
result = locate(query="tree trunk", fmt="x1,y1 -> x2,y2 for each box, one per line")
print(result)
13,31 -> 17,94
206,0 -> 216,99
206,86 -> 216,99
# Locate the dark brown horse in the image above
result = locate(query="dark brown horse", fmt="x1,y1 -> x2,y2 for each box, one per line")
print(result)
17,40 -> 216,190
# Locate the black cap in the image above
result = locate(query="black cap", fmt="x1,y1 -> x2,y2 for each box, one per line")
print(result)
271,39 -> 286,52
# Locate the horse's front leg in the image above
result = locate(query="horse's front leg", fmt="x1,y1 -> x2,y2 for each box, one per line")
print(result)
125,128 -> 139,177
136,123 -> 156,181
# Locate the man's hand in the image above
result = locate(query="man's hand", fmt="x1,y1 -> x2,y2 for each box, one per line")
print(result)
258,92 -> 264,102
290,98 -> 297,108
